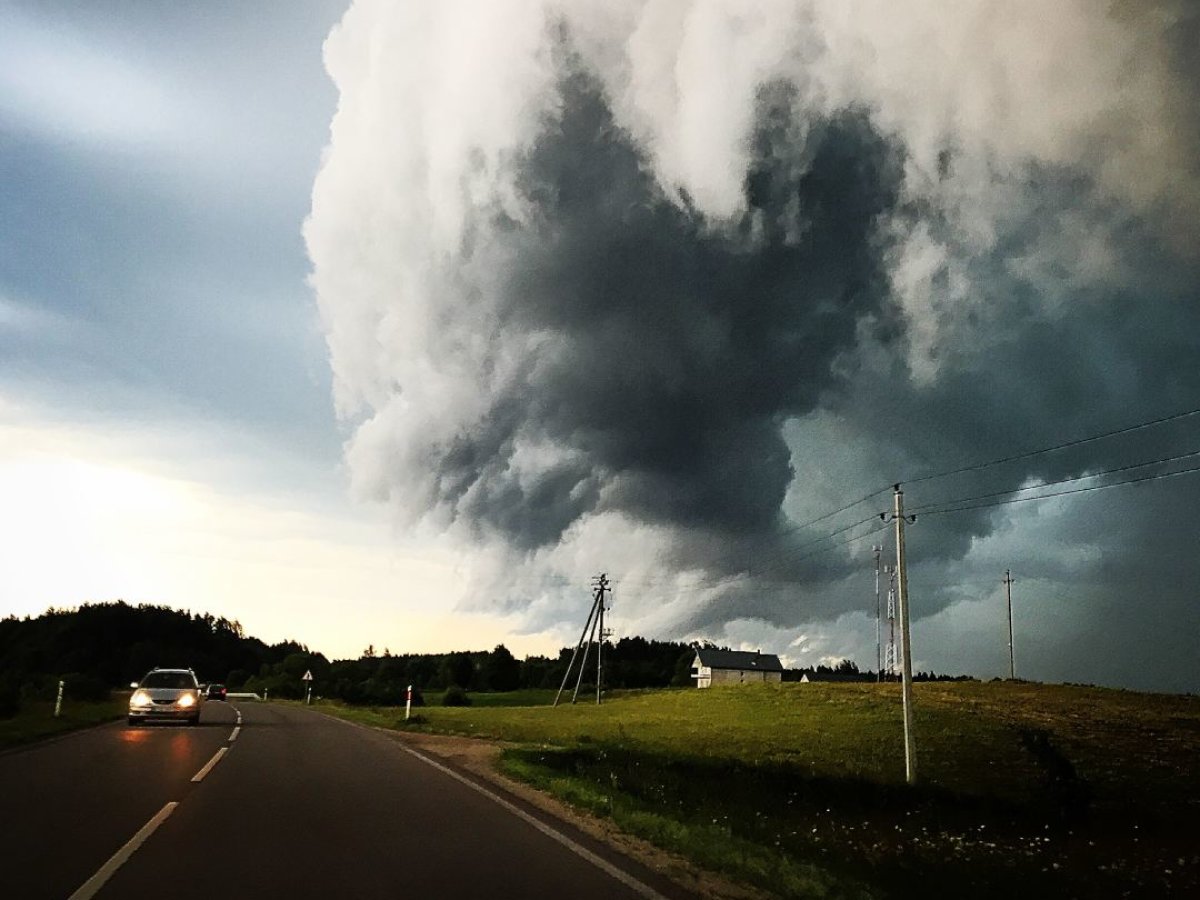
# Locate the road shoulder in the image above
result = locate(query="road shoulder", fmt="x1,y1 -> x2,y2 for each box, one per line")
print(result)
362,727 -> 767,900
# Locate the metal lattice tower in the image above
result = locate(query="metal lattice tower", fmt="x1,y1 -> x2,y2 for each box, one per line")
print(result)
884,565 -> 898,677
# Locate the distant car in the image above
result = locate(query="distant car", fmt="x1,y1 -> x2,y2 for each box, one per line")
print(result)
128,668 -> 203,726
205,683 -> 227,701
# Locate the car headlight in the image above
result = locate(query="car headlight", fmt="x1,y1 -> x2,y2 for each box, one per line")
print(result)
131,691 -> 152,707
177,693 -> 196,708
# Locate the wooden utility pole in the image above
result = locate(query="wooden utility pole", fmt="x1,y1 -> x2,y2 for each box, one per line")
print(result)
554,587 -> 599,707
1003,569 -> 1016,680
553,574 -> 610,707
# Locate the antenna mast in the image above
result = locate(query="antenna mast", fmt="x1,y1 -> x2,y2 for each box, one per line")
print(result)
884,564 -> 897,679
874,544 -> 883,681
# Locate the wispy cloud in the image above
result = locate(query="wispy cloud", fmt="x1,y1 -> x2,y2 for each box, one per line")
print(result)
0,7 -> 187,149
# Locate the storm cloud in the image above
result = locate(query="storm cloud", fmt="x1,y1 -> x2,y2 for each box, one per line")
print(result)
307,1 -> 1200,691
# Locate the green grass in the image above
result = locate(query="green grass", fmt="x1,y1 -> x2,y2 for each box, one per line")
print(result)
444,688 -> 558,707
0,699 -> 125,750
315,682 -> 1200,898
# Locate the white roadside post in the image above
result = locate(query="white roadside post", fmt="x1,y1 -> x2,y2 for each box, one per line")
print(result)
405,684 -> 413,721
302,669 -> 313,705
54,679 -> 64,718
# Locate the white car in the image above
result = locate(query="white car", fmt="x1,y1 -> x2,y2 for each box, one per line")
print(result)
128,668 -> 203,726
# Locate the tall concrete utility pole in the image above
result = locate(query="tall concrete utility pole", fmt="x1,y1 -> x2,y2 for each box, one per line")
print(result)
595,574 -> 609,705
1003,569 -> 1016,680
884,485 -> 918,785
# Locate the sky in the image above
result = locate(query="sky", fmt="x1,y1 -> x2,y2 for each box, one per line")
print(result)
2,1 -> 1198,694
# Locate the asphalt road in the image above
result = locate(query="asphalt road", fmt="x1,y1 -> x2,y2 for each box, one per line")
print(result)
0,702 -> 688,900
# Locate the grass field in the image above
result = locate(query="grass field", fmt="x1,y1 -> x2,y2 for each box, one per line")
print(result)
318,682 -> 1199,898
0,699 -> 125,750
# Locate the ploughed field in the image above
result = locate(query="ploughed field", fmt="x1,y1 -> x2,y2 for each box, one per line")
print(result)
320,682 -> 1199,899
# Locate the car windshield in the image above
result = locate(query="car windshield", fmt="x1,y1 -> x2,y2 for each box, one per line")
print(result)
142,672 -> 195,689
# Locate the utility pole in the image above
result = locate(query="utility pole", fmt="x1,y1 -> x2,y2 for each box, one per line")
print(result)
571,601 -> 599,703
553,574 -> 610,707
883,484 -> 918,785
596,576 -> 611,705
1003,569 -> 1016,680
874,545 -> 883,682
554,586 -> 600,707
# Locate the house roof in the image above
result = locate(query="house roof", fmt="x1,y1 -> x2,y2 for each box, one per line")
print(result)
693,648 -> 783,672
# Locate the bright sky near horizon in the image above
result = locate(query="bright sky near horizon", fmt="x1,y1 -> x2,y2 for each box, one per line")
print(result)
3,1 -> 1199,693
0,0 -> 558,661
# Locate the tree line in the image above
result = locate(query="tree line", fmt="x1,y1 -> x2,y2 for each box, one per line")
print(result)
0,602 -> 700,713
0,601 -> 306,715
0,602 -> 975,718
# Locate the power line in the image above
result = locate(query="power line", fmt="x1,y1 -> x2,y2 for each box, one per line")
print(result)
612,407 -> 1200,610
902,405 -> 1200,488
614,509 -> 885,591
919,460 -> 1200,517
741,513 -> 885,577
907,447 -> 1200,513
779,485 -> 892,534
623,518 -> 889,607
786,519 -> 890,568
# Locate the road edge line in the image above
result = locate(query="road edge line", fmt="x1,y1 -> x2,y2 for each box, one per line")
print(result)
67,801 -> 178,900
395,741 -> 670,899
191,746 -> 228,783
325,714 -> 671,900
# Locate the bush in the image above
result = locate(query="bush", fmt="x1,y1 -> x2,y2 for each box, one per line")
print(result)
20,679 -> 56,703
0,679 -> 20,719
442,685 -> 471,707
63,672 -> 112,702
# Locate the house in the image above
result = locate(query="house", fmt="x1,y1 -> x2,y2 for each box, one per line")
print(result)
691,648 -> 784,688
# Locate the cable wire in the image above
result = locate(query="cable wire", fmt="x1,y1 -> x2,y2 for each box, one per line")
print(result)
919,460 -> 1200,517
902,405 -> 1200,488
907,447 -> 1200,513
624,518 -> 889,606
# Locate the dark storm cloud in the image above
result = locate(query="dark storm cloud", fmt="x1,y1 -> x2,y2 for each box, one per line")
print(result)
311,2 -> 1200,690
672,159 -> 1200,638
433,72 -> 904,549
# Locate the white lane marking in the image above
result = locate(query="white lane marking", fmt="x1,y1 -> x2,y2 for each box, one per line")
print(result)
326,714 -> 670,900
68,802 -> 178,900
229,725 -> 241,742
191,747 -> 228,783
